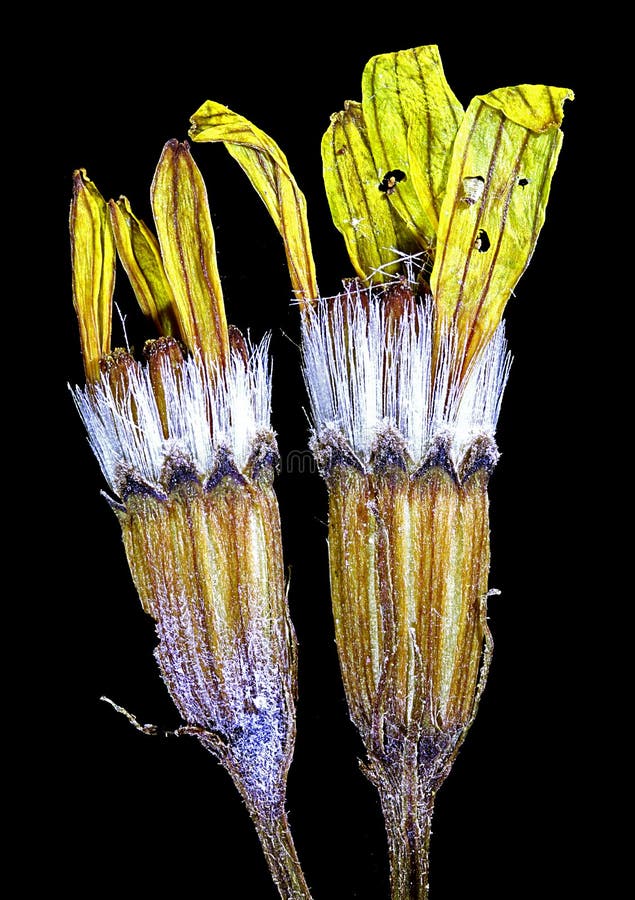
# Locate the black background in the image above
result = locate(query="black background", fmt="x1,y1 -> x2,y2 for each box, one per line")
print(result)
27,13 -> 592,899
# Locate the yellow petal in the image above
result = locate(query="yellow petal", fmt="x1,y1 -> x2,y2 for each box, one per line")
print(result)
361,45 -> 464,248
70,169 -> 116,382
430,84 -> 573,372
479,83 -> 571,132
322,101 -> 417,282
150,140 -> 228,366
109,196 -> 180,339
189,101 -> 318,308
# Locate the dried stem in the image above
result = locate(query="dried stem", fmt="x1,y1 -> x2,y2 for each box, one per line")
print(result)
101,698 -> 312,899
368,753 -> 438,900
242,794 -> 313,900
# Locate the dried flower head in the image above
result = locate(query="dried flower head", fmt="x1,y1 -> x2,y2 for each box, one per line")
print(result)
69,142 -> 311,899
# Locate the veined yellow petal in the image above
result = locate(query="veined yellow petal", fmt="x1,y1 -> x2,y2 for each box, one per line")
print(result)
109,196 -> 179,339
361,45 -> 464,248
430,84 -> 573,372
322,101 -> 417,282
479,83 -> 571,132
151,140 -> 228,366
189,101 -> 318,308
70,169 -> 116,382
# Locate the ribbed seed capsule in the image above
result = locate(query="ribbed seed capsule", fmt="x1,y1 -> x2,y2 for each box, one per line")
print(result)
118,446 -> 296,804
326,444 -> 493,752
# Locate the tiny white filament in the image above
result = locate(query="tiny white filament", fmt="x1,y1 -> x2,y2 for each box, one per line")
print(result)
301,284 -> 511,467
71,336 -> 273,497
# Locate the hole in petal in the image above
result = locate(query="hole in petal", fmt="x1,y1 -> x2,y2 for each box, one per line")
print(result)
461,175 -> 485,205
475,229 -> 491,252
379,169 -> 407,195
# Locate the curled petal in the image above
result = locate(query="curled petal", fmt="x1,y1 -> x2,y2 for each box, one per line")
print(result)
361,45 -> 464,248
70,169 -> 116,382
322,101 -> 416,282
189,101 -> 318,309
109,196 -> 180,339
151,140 -> 228,367
431,84 -> 573,372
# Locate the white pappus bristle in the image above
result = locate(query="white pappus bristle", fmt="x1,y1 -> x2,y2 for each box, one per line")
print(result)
71,336 -> 273,497
301,285 -> 511,469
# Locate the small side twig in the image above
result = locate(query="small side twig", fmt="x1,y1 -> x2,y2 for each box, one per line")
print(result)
99,696 -> 222,743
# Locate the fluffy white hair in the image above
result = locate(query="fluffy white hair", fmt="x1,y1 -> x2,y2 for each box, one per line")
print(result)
301,284 -> 511,468
72,337 -> 273,497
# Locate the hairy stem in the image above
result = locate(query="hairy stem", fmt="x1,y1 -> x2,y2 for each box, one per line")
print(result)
372,757 -> 437,900
246,800 -> 313,900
